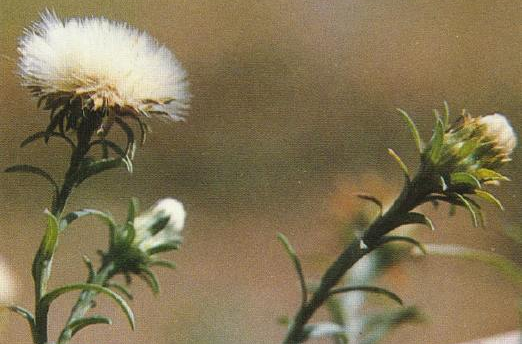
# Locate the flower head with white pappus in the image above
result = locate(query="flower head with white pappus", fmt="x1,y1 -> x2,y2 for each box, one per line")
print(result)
18,10 -> 190,129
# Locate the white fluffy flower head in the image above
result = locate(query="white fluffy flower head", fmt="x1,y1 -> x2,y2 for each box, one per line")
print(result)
18,10 -> 190,120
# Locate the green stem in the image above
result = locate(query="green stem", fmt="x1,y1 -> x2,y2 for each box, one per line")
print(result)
283,169 -> 434,343
57,261 -> 117,344
32,116 -> 101,344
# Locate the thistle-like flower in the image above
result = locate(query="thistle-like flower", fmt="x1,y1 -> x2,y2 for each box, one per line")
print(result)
18,10 -> 190,131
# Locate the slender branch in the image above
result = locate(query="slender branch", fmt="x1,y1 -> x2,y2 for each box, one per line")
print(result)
282,169 -> 435,343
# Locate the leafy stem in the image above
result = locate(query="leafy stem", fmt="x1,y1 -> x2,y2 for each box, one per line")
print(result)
32,114 -> 103,344
282,167 -> 436,343
56,260 -> 118,344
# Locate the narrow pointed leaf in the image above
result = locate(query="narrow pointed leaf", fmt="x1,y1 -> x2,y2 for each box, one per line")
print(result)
21,131 -> 75,149
146,242 -> 181,255
356,193 -> 383,214
387,148 -> 410,180
328,285 -> 403,305
325,296 -> 348,344
418,244 -> 522,287
77,158 -> 124,185
67,315 -> 112,337
149,259 -> 177,270
107,282 -> 134,300
378,235 -> 427,254
397,108 -> 423,153
398,212 -> 435,231
277,232 -> 308,306
139,266 -> 160,294
455,194 -> 480,227
443,101 -> 450,127
428,117 -> 445,163
40,210 -> 60,260
6,305 -> 36,333
450,172 -> 481,189
475,168 -> 510,182
38,283 -> 135,330
474,189 -> 504,210
60,209 -> 116,232
5,165 -> 59,198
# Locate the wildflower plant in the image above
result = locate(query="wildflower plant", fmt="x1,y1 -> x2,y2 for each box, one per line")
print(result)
5,11 -> 190,344
279,103 -> 517,343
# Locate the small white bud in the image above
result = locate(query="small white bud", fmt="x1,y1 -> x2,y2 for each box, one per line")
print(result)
477,113 -> 517,156
133,198 -> 186,252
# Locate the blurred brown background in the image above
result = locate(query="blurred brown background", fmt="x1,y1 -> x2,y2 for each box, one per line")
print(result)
0,0 -> 521,343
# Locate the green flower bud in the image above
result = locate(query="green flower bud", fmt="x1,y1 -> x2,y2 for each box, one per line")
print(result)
425,112 -> 516,190
103,198 -> 185,290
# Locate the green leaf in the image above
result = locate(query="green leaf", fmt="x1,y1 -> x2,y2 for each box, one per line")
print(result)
455,193 -> 480,227
6,305 -> 36,334
139,266 -> 160,294
90,139 -> 133,173
148,259 -> 177,270
21,131 -> 75,149
40,210 -> 60,260
450,172 -> 481,189
277,232 -> 308,306
419,244 -> 522,287
328,285 -> 403,305
474,189 -> 504,210
443,101 -> 450,127
114,117 -> 137,160
76,158 -> 125,185
397,108 -> 423,153
428,117 -> 445,163
378,235 -> 427,254
66,315 -> 112,337
127,198 -> 139,223
356,193 -> 383,214
387,148 -> 410,181
5,165 -> 59,199
107,282 -> 134,300
146,242 -> 181,255
59,209 -> 116,232
38,283 -> 135,330
398,212 -> 435,231
475,168 -> 510,182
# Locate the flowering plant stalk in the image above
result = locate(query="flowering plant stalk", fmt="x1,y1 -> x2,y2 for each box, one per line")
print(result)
281,104 -> 517,343
5,11 -> 189,344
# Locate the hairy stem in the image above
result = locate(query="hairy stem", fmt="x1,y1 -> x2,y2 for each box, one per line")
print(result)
283,169 -> 434,343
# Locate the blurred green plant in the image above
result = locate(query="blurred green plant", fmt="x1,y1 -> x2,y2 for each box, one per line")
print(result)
280,103 -> 517,343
